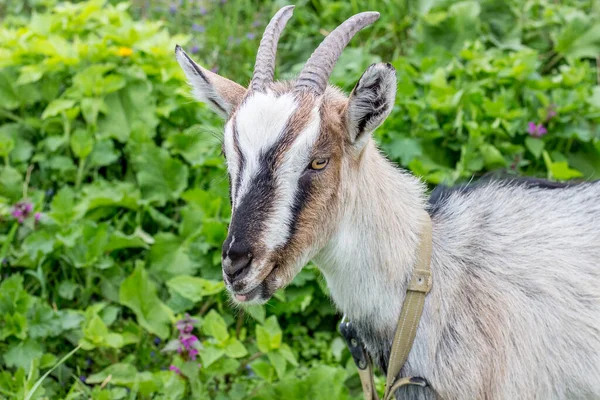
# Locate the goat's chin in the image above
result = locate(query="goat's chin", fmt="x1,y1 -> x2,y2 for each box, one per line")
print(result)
230,262 -> 300,305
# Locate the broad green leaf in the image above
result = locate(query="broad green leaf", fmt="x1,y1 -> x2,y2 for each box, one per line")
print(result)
3,340 -> 43,371
199,345 -> 225,368
86,363 -> 137,385
256,325 -> 271,354
250,359 -> 275,382
278,343 -> 298,366
149,233 -> 197,280
0,166 -> 23,201
49,187 -> 78,225
119,264 -> 173,339
264,316 -> 282,350
525,137 -> 544,159
41,99 -> 75,119
202,310 -> 229,340
244,305 -> 266,324
105,231 -> 148,252
267,351 -> 287,380
224,338 -> 248,358
166,276 -> 223,302
70,129 -> 94,159
131,144 -> 188,205
22,230 -> 55,261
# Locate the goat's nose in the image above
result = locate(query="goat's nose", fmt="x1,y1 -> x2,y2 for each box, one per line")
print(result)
223,245 -> 253,283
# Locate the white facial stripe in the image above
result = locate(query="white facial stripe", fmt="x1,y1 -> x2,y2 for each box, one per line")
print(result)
262,106 -> 321,250
233,91 -> 298,203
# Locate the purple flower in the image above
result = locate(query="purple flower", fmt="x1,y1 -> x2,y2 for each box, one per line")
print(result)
200,7 -> 207,15
527,122 -> 547,137
211,66 -> 219,74
169,3 -> 177,14
252,20 -> 262,28
176,314 -> 198,334
11,201 -> 34,223
191,45 -> 199,54
34,212 -> 41,222
188,348 -> 199,360
246,33 -> 256,40
192,23 -> 205,33
79,375 -> 86,382
154,337 -> 162,345
169,365 -> 182,374
180,333 -> 198,350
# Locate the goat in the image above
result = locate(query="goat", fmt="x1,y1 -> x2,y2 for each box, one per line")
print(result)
175,6 -> 600,399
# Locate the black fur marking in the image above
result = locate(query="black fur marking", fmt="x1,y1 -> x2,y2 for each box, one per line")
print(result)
207,96 -> 227,115
232,123 -> 245,200
180,49 -> 227,114
354,75 -> 387,138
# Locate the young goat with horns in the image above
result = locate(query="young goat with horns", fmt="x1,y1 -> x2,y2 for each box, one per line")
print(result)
176,6 -> 600,399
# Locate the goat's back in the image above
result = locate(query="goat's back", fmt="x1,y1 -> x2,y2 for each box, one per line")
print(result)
418,179 -> 600,399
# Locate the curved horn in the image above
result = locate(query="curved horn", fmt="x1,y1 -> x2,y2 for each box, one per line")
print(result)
249,5 -> 295,92
295,12 -> 379,95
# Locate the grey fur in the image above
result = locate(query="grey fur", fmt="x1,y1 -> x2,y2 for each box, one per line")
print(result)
316,147 -> 600,399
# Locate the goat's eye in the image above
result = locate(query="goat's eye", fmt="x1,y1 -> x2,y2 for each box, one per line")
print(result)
309,158 -> 329,170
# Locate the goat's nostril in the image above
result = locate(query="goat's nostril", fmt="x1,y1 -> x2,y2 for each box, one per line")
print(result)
224,251 -> 253,282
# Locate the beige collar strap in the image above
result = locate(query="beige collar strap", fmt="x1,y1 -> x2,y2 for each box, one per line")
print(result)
340,212 -> 433,400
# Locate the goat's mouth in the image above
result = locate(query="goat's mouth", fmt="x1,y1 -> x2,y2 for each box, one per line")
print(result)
229,264 -> 282,304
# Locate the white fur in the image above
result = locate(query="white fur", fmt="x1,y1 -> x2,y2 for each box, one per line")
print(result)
232,91 -> 297,203
262,106 -> 321,250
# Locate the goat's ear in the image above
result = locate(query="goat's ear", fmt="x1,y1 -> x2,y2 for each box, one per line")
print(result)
175,45 -> 246,118
345,63 -> 396,146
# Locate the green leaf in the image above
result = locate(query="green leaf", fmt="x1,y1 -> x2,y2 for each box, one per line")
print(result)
119,264 -> 173,339
224,338 -> 248,358
0,166 -> 23,201
278,343 -> 298,366
244,305 -> 266,324
480,144 -> 506,168
525,137 -> 545,159
549,161 -> 583,180
264,316 -> 282,350
166,276 -> 223,302
131,144 -> 189,205
3,340 -> 43,371
63,221 -> 111,268
250,360 -> 275,382
202,310 -> 229,340
41,99 -> 75,119
149,233 -> 197,280
105,231 -> 148,252
267,351 -> 287,380
22,230 -> 55,261
86,363 -> 137,385
49,187 -> 78,225
199,345 -> 225,368
256,325 -> 271,354
88,139 -> 119,167
70,129 -> 94,159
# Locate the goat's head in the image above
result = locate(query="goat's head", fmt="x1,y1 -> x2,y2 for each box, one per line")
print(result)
175,6 -> 396,304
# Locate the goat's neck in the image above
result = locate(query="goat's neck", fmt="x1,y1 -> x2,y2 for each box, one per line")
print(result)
314,140 -> 428,335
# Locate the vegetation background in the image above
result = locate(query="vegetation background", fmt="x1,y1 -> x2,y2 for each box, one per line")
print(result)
0,0 -> 599,398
